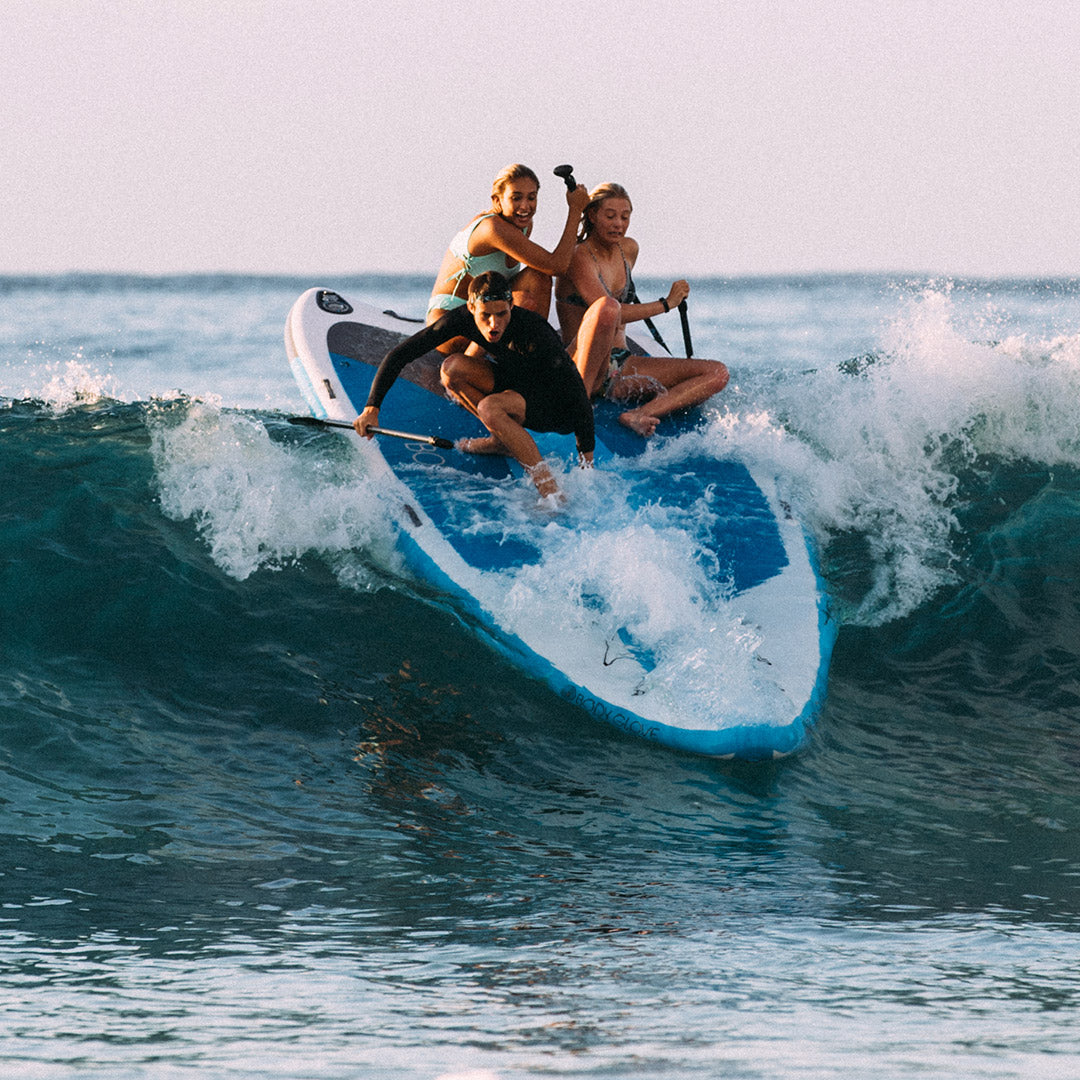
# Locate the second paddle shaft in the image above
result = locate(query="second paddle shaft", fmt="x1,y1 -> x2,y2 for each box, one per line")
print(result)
678,300 -> 693,358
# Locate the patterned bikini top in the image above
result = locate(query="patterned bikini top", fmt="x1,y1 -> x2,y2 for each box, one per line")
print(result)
562,242 -> 632,307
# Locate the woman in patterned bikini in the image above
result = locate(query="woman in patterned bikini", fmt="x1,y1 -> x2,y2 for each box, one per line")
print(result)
556,182 -> 730,437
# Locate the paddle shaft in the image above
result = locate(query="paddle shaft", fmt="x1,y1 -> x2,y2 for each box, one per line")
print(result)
288,415 -> 455,450
370,425 -> 455,450
678,300 -> 693,357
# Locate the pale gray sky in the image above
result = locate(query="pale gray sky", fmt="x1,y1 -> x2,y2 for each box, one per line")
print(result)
4,0 -> 1078,277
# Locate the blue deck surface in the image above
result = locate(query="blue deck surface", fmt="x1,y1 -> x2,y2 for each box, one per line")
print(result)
331,348 -> 787,592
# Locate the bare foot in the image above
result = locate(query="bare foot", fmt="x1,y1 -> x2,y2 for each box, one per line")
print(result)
524,460 -> 565,501
457,435 -> 510,455
538,490 -> 568,513
619,409 -> 660,437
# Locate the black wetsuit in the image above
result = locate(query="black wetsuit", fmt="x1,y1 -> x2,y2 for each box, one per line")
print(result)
365,305 -> 595,456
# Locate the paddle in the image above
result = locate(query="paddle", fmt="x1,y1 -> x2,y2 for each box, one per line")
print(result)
287,415 -> 455,450
553,164 -> 577,191
624,278 -> 670,355
678,299 -> 693,357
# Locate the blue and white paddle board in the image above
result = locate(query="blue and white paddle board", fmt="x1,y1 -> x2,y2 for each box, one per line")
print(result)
284,287 -> 835,759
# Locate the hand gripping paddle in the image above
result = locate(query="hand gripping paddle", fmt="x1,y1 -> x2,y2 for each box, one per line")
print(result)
288,415 -> 455,450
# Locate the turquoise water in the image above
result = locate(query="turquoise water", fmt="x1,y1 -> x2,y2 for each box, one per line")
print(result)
2,273 -> 1080,1078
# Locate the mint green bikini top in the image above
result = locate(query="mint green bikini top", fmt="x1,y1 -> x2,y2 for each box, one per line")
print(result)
439,214 -> 523,293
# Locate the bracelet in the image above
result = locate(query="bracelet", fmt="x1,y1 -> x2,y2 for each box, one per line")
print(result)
659,297 -> 669,313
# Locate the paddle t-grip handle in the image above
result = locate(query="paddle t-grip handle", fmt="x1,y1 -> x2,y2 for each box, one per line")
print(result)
553,164 -> 577,191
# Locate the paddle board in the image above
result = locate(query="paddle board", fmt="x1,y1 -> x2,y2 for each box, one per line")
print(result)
284,287 -> 835,759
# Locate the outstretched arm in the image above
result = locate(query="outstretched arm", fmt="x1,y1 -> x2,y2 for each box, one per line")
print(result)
620,279 -> 690,326
475,184 -> 591,276
357,313 -> 464,436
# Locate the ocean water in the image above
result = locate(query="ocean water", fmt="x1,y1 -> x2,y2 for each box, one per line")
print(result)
2,271 -> 1080,1078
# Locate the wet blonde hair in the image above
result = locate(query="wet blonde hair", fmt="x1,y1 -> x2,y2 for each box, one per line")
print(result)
579,182 -> 633,241
490,164 -> 540,208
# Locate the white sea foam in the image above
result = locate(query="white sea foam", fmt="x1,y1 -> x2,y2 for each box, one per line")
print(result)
149,400 -> 400,584
136,281 -> 1080,634
32,355 -> 120,410
146,408 -> 780,727
711,283 -> 1080,625
483,461 -> 790,729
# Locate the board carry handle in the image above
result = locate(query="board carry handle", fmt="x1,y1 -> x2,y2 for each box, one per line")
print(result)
288,415 -> 456,450
553,164 -> 577,191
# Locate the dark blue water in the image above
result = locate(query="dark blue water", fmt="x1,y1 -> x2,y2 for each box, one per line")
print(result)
3,275 -> 1080,1078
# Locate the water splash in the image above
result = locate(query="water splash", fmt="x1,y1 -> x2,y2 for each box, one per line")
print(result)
149,401 -> 400,584
36,356 -> 120,410
706,283 -> 1080,625
488,465 -> 786,729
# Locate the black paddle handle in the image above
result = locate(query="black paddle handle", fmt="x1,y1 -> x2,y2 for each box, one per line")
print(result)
553,164 -> 577,192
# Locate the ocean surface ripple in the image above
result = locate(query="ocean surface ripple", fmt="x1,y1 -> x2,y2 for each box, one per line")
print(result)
2,273 -> 1080,1078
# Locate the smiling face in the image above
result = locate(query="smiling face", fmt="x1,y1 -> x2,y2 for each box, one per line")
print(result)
493,177 -> 539,232
468,297 -> 513,343
588,197 -> 633,244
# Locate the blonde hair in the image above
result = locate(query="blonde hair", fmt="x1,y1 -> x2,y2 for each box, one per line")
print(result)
579,182 -> 633,241
490,164 -> 540,208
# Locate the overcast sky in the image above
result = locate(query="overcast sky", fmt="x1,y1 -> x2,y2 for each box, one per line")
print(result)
4,0 -> 1078,278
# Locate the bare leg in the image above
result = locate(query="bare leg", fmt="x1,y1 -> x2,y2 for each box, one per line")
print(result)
614,357 -> 730,437
569,296 -> 622,397
440,352 -> 512,455
440,352 -> 494,415
476,391 -> 560,498
554,296 -> 584,346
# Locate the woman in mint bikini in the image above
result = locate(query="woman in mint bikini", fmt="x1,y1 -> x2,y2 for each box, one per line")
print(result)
430,165 -> 623,456
427,163 -> 590,329
555,182 -> 730,437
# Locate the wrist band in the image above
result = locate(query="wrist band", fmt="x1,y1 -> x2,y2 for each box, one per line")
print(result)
659,297 -> 669,312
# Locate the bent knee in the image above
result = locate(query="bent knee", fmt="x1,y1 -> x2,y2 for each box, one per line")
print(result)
592,295 -> 621,330
475,395 -> 503,426
707,362 -> 730,393
439,365 -> 456,392
439,353 -> 470,388
514,292 -> 549,316
512,269 -> 553,315
514,266 -> 551,292
477,391 -> 523,424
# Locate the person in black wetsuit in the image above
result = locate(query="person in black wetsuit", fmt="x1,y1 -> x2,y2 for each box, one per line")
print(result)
354,271 -> 594,501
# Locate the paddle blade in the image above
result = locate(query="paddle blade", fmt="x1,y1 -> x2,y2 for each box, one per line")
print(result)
287,415 -> 353,429
678,300 -> 693,357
